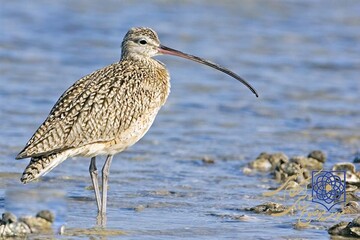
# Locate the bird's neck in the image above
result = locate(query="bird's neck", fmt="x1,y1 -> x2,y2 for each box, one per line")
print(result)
120,54 -> 165,69
120,53 -> 171,107
120,52 -> 149,61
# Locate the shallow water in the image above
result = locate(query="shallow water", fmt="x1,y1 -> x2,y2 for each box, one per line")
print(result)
0,0 -> 359,239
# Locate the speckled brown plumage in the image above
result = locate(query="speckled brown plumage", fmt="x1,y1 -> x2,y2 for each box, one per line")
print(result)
20,152 -> 61,183
18,61 -> 169,157
17,27 -> 170,183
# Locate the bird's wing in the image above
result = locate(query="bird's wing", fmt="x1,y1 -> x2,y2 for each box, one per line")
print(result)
16,62 -> 160,159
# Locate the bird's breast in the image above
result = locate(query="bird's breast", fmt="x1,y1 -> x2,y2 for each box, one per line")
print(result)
81,62 -> 170,157
106,105 -> 162,155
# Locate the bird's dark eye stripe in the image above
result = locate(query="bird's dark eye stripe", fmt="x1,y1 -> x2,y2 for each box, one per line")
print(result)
139,39 -> 147,45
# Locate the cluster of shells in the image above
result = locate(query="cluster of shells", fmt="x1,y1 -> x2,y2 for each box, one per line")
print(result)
245,150 -> 325,180
244,150 -> 359,202
0,210 -> 54,237
244,150 -> 360,237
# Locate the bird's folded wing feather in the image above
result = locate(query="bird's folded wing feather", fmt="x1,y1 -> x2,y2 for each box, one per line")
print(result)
16,62 -> 156,159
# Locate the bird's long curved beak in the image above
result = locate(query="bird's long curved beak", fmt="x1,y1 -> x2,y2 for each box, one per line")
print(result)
158,44 -> 258,98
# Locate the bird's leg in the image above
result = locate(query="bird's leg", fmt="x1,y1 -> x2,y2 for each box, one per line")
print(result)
89,157 -> 102,212
100,155 -> 113,216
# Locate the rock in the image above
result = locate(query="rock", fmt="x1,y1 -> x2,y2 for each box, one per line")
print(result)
328,221 -> 349,235
134,205 -> 146,212
333,162 -> 356,173
345,184 -> 360,201
274,170 -> 286,183
332,162 -> 360,183
268,153 -> 289,168
249,156 -> 272,172
1,212 -> 17,224
349,217 -> 360,236
278,162 -> 300,176
248,152 -> 288,172
341,201 -> 360,214
346,184 -> 358,192
350,216 -> 360,227
293,221 -> 310,230
150,190 -> 175,196
274,161 -> 309,184
329,216 -> 360,237
308,150 -> 326,163
351,226 -> 360,236
245,202 -> 294,215
0,222 -> 31,237
257,152 -> 272,160
0,212 -> 31,237
293,221 -> 322,230
208,212 -> 253,221
284,180 -> 300,189
248,151 -> 326,176
242,167 -> 253,175
346,192 -> 360,201
36,210 -> 55,223
19,216 -> 52,233
0,210 -> 54,237
291,156 -> 323,170
202,156 -> 215,164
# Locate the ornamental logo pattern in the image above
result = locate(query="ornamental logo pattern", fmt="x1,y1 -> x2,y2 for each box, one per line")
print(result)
311,171 -> 346,211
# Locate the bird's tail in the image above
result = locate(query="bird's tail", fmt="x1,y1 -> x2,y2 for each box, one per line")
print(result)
21,152 -> 68,184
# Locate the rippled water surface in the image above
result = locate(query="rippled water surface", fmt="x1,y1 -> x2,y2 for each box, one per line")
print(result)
1,1 -> 359,239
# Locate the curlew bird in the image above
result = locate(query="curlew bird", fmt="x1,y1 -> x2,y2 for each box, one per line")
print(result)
16,27 -> 258,223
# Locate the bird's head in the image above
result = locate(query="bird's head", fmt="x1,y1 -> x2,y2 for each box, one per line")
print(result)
121,27 -> 161,59
121,27 -> 259,97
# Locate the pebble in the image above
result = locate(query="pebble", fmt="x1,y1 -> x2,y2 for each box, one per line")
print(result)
249,157 -> 272,172
202,156 -> 215,164
1,212 -> 17,224
291,156 -> 323,170
245,202 -> 294,215
346,192 -> 360,201
340,201 -> 360,214
0,210 -> 54,237
293,221 -> 323,230
333,162 -> 356,173
248,152 -> 289,172
0,222 -> 31,237
308,150 -> 326,163
346,184 -> 358,192
328,221 -> 349,235
208,213 -> 253,221
19,216 -> 52,233
36,210 -> 55,223
332,162 -> 360,183
267,152 -> 289,168
246,151 -> 325,184
274,161 -> 309,184
134,204 -> 146,212
328,216 -> 360,237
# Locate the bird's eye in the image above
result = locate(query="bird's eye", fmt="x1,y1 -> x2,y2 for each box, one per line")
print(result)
139,39 -> 147,45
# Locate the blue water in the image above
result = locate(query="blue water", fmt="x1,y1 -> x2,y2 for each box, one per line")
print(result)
0,0 -> 359,239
